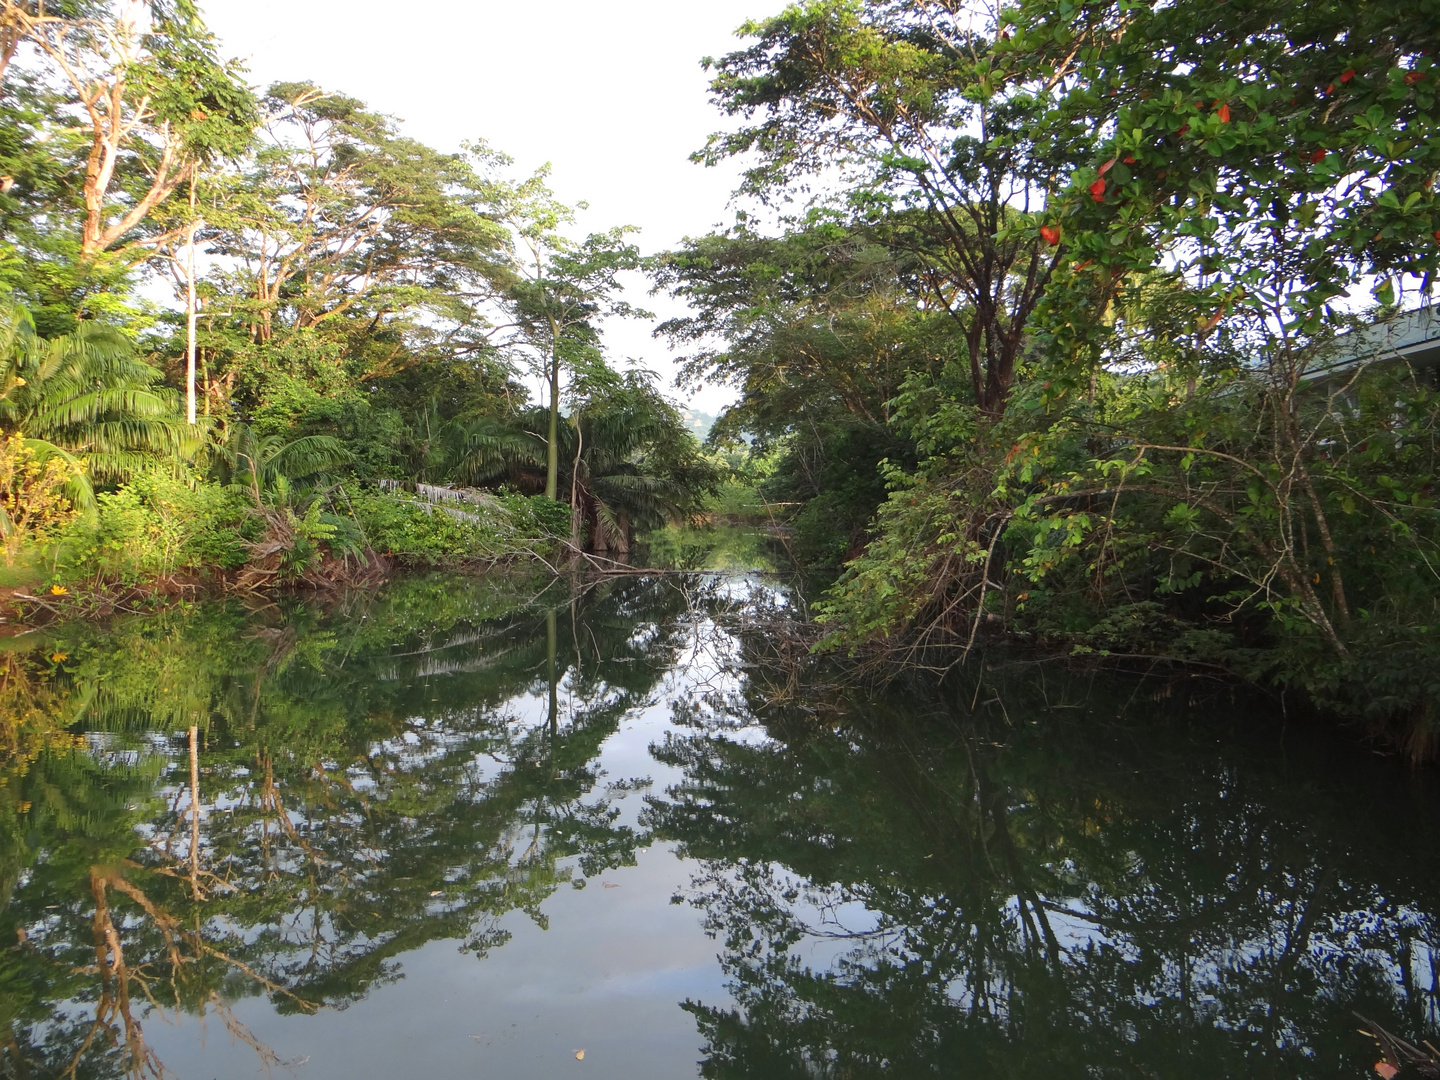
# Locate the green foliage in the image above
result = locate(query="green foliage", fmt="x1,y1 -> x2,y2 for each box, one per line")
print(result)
655,223 -> 938,565
345,489 -> 505,564
53,469 -> 253,584
0,297 -> 196,497
0,8 -> 721,597
343,487 -> 570,565
706,477 -> 769,523
0,0 -> 257,329
1007,0 -> 1440,356
193,83 -> 511,392
513,494 -> 574,538
671,0 -> 1440,753
256,498 -> 366,584
451,371 -> 721,551
211,420 -> 351,505
696,4 -> 1073,415
817,326 -> 1440,752
0,433 -> 82,567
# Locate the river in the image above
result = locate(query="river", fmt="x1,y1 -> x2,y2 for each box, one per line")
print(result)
1,567 -> 1437,1078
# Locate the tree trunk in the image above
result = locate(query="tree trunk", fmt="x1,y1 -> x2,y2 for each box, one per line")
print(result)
184,180 -> 198,426
546,608 -> 558,739
545,319 -> 559,500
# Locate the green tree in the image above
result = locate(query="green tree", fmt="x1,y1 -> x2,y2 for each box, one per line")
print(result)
699,0 -> 1080,417
489,163 -> 647,499
0,297 -> 195,499
0,0 -> 256,276
654,219 -> 952,563
451,369 -> 719,551
1004,0 -> 1439,363
193,84 -> 513,416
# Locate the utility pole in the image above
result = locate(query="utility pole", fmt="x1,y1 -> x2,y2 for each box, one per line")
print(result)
185,174 -> 200,425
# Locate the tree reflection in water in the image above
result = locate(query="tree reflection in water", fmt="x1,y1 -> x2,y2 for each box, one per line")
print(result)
646,667 -> 1440,1080
1,571 -> 1438,1079
0,573 -> 694,1078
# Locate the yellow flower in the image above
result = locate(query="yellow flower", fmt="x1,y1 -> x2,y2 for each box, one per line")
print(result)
49,584 -> 68,595
50,652 -> 67,663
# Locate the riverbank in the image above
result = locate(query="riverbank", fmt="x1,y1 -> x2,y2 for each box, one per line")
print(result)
0,476 -> 575,628
3,511 -> 1431,768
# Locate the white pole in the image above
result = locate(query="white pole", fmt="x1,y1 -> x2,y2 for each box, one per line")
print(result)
185,176 -> 199,425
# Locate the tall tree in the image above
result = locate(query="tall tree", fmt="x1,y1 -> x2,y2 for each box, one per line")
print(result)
1004,0 -> 1439,366
2,0 -> 255,261
450,370 -> 719,551
485,159 -> 645,499
190,86 -> 517,425
699,0 -> 1089,416
205,85 -> 509,350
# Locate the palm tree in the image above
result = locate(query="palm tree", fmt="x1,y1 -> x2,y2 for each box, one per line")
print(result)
210,421 -> 364,585
448,373 -> 718,552
211,422 -> 352,508
0,298 -> 198,506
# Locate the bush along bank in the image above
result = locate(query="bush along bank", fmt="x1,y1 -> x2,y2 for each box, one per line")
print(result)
0,464 -> 572,624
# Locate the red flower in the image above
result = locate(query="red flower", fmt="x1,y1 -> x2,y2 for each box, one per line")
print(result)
1089,178 -> 1107,201
1098,157 -> 1116,176
1340,68 -> 1355,83
1324,83 -> 1335,95
1040,225 -> 1061,245
1177,123 -> 1189,135
1405,70 -> 1426,85
1123,155 -> 1136,164
1217,102 -> 1230,122
1309,148 -> 1327,164
1433,229 -> 1440,243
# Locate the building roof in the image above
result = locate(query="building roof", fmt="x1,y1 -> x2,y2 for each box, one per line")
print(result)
1308,306 -> 1440,380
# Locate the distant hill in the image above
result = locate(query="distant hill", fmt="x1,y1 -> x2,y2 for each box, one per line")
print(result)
680,408 -> 716,440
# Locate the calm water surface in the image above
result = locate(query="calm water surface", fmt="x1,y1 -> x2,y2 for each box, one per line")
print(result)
2,568 -> 1438,1079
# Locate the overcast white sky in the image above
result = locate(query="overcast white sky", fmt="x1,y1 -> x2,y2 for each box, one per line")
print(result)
197,0 -> 781,414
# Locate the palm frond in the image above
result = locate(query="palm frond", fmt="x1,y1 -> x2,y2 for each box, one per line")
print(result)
264,434 -> 353,484
20,438 -> 96,516
0,296 -> 193,485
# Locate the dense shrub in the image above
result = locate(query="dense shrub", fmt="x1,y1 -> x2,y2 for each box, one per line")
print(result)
0,435 -> 82,567
53,471 -> 254,584
346,491 -> 500,564
508,495 -> 572,539
344,487 -> 569,565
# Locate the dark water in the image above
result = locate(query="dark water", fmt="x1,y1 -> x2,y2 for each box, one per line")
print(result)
1,569 -> 1438,1079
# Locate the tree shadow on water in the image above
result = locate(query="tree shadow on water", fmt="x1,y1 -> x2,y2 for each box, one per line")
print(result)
646,661 -> 1440,1080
